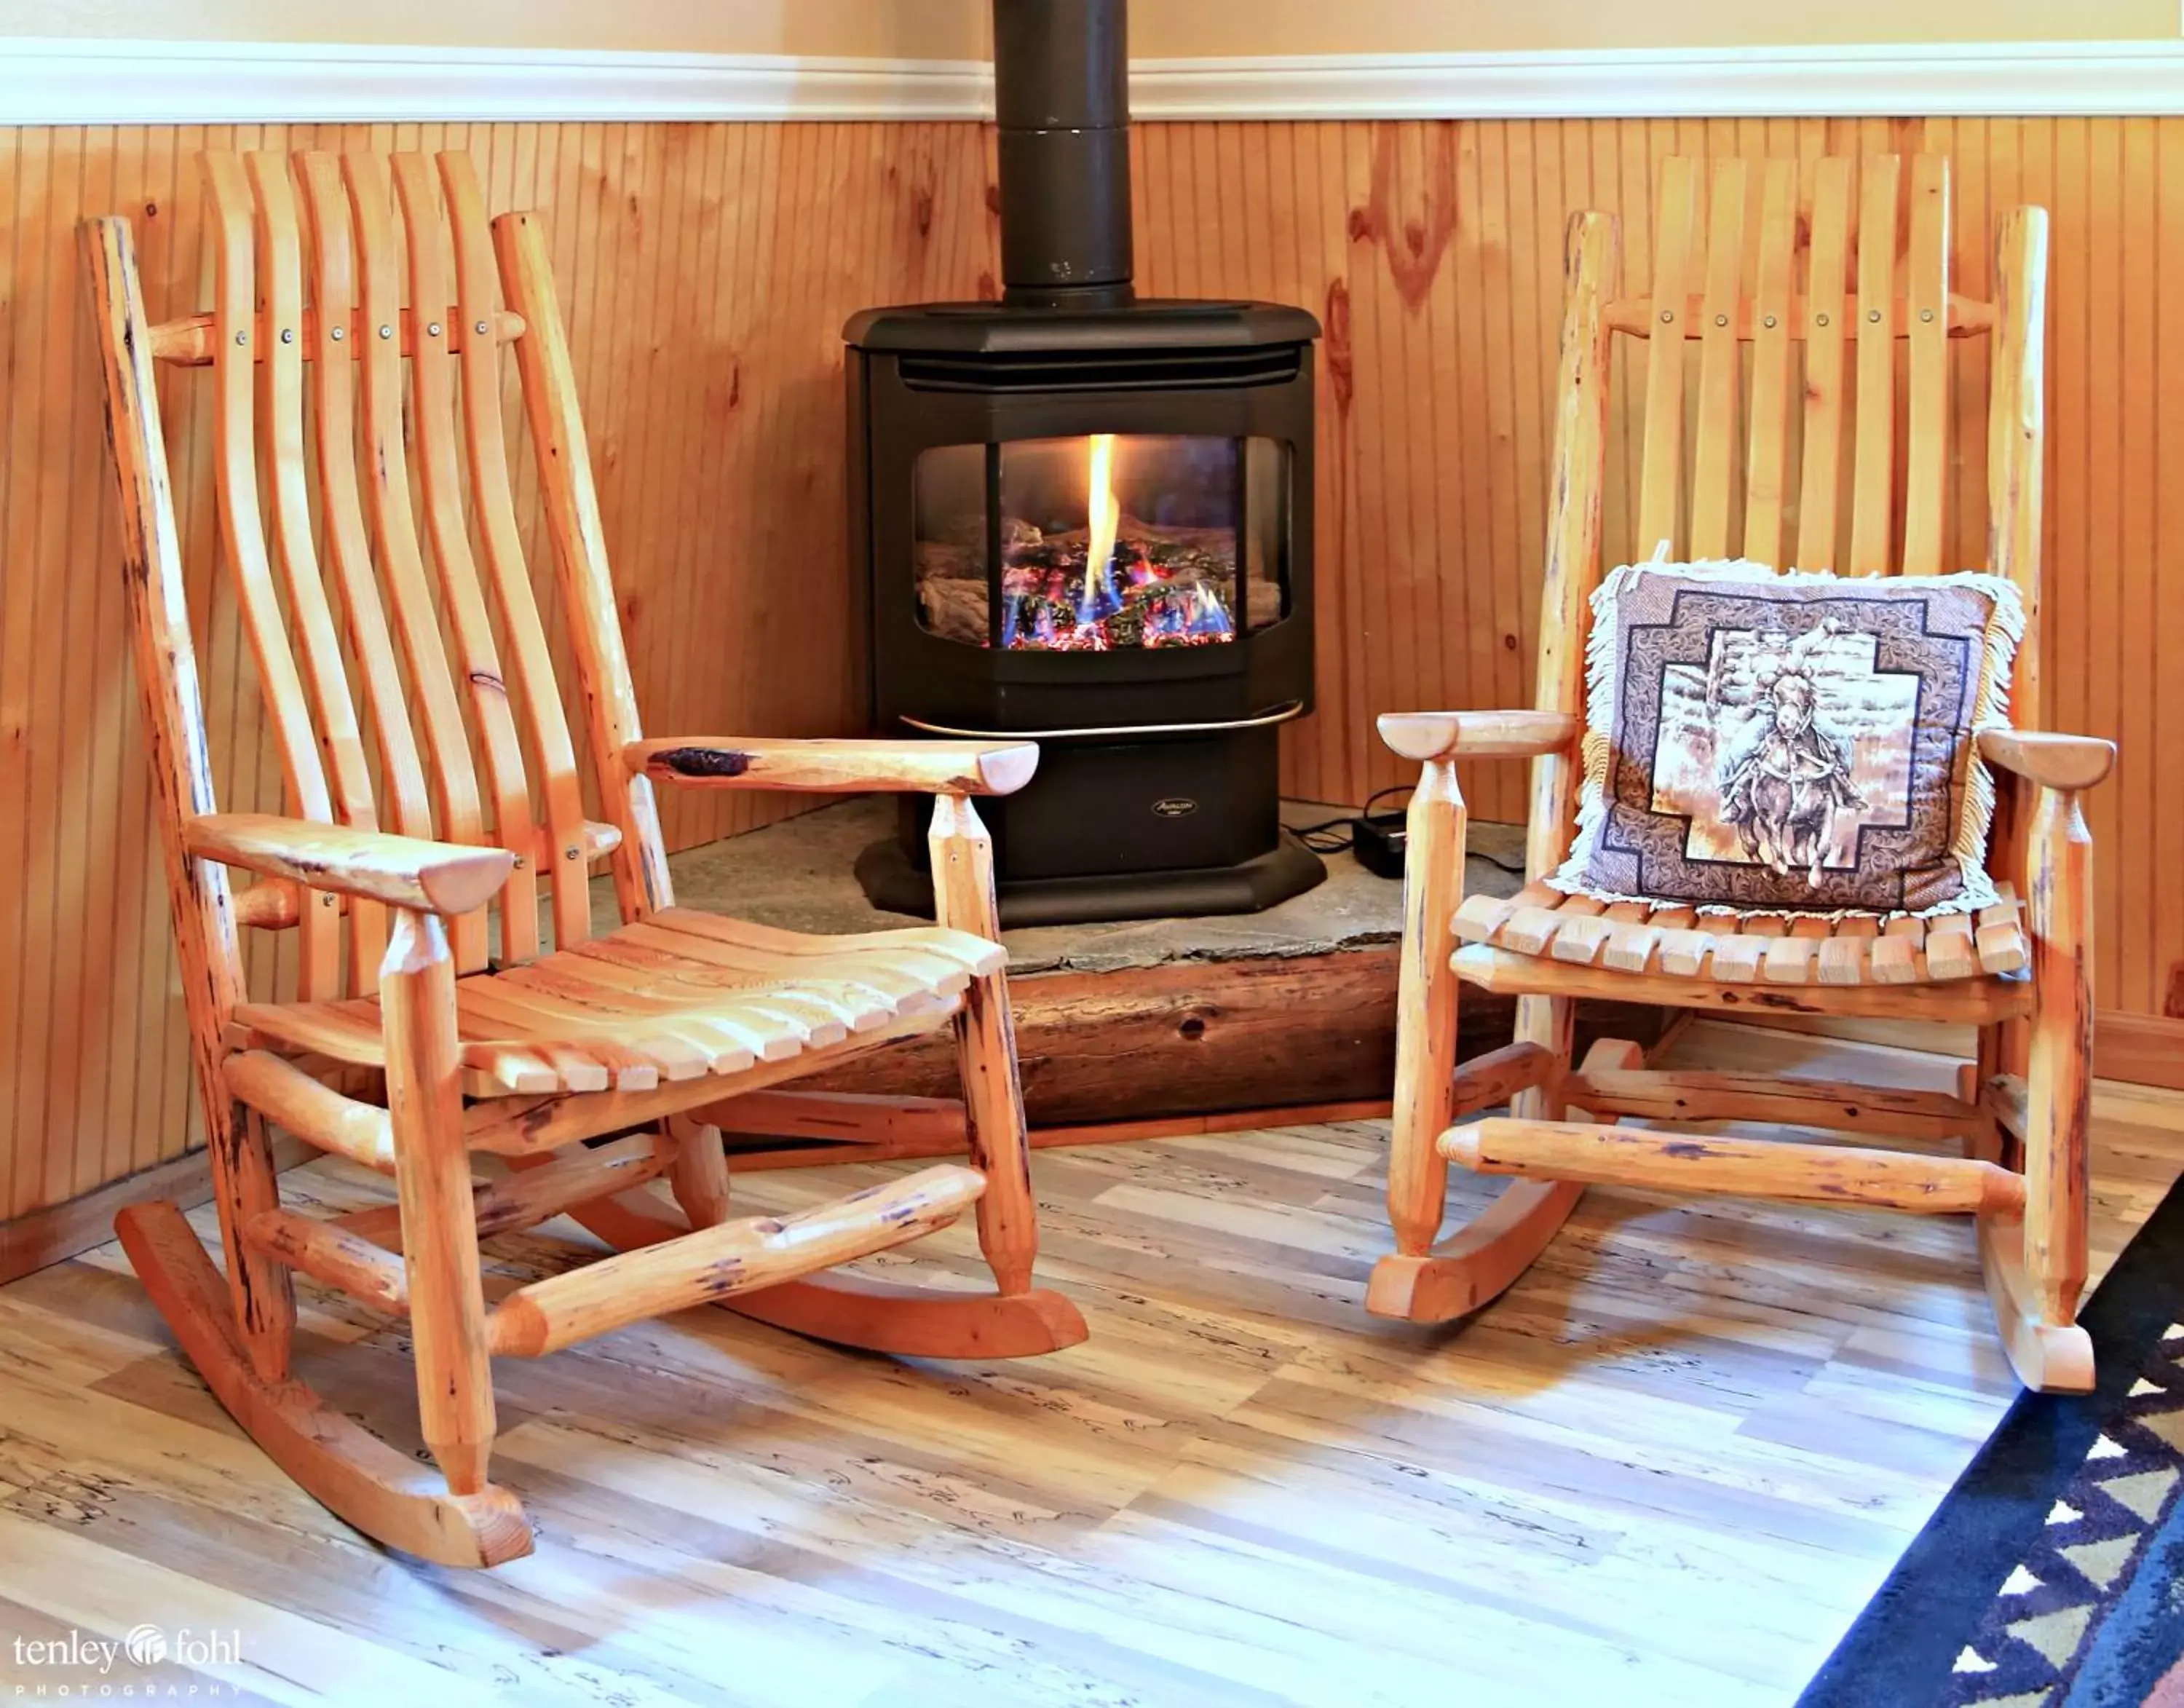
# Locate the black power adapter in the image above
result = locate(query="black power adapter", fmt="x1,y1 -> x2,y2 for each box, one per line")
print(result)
1291,787 -> 1415,879
1291,790 -> 1527,885
1352,804 -> 1409,879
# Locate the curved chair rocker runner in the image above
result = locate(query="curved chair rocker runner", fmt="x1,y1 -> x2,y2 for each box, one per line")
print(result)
84,150 -> 1086,1567
1369,154 -> 2113,1392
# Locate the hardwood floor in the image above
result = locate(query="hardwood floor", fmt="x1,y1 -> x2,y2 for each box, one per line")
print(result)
1,1021 -> 2180,1706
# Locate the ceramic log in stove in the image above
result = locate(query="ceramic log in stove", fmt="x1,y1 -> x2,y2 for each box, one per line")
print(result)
846,0 -> 1323,927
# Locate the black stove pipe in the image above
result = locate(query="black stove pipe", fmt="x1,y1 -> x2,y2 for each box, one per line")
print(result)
992,0 -> 1133,307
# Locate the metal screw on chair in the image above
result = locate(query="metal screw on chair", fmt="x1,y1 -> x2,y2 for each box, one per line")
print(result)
1869,308 -> 1883,323
379,324 -> 393,339
475,320 -> 489,336
1763,315 -> 1778,329
1659,309 -> 1673,324
1815,312 -> 1829,327
427,322 -> 443,337
1921,307 -> 1936,323
331,325 -> 345,341
1714,314 -> 1728,327
234,330 -> 247,345
565,847 -> 579,861
280,328 -> 294,344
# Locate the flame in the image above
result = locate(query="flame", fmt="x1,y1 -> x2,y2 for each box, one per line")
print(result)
1083,433 -> 1120,608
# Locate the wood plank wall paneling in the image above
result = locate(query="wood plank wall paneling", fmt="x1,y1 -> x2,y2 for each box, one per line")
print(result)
0,121 -> 997,1221
1,114 -> 2181,1225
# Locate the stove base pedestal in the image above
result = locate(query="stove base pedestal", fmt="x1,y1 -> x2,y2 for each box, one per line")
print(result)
855,836 -> 1326,929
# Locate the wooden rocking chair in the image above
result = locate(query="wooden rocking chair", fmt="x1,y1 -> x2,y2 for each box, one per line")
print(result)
83,150 -> 1087,1567
1368,154 -> 2113,1392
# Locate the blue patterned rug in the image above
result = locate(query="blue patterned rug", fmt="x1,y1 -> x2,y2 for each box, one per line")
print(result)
1802,1172 -> 2184,1708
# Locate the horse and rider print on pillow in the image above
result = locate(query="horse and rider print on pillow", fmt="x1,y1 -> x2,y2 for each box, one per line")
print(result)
1551,559 -> 2025,918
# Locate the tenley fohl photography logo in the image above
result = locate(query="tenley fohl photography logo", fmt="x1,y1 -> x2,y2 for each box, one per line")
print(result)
9,1623 -> 244,1697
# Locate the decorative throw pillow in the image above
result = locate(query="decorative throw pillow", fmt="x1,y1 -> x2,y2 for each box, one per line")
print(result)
1548,558 -> 2025,917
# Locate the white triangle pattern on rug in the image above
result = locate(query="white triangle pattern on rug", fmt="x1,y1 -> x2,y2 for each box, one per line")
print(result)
1947,1377 -> 2184,1708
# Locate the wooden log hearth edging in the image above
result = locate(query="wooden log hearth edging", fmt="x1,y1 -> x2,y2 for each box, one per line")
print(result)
701,949 -> 1667,1166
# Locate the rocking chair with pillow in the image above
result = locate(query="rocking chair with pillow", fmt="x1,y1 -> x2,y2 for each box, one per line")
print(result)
84,150 -> 1086,1567
1369,154 -> 2113,1392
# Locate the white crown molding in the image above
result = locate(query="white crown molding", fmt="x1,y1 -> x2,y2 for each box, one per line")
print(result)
2,37 -> 2182,127
0,40 -> 994,125
1133,42 -> 2184,119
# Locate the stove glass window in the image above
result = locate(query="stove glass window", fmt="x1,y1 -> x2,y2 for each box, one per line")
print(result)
912,434 -> 1288,651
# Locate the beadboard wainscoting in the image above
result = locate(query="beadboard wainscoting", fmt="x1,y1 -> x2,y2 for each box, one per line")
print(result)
2,108 -> 2181,1229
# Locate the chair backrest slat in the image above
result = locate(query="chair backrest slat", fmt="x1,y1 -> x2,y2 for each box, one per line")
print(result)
439,154 -> 593,952
1902,152 -> 1952,577
390,153 -> 542,964
1848,154 -> 1902,574
1636,157 -> 1699,559
494,210 -> 678,919
1741,159 -> 1798,566
345,156 -> 493,973
1688,160 -> 1748,560
295,153 -> 435,852
1795,159 -> 1856,571
202,153 -> 343,999
244,153 -> 387,991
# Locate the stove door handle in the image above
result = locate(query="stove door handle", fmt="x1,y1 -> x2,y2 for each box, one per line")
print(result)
898,700 -> 1306,743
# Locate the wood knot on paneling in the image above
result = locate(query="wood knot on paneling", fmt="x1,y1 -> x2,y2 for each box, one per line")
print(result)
1348,126 -> 1457,310
1322,280 -> 1353,416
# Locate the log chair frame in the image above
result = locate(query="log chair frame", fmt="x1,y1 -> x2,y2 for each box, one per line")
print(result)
1368,154 -> 2113,1393
84,151 -> 1086,1567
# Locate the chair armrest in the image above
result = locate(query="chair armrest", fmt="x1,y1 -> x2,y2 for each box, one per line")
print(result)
1377,711 -> 1580,762
1977,730 -> 2116,792
625,737 -> 1039,796
181,813 -> 515,917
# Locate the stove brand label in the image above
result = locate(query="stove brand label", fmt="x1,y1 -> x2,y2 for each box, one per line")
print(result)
1151,797 -> 1199,818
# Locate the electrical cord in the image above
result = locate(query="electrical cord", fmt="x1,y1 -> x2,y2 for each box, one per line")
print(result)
1287,787 -> 1527,874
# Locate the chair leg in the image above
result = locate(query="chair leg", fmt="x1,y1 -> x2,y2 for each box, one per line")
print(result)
638,793 -> 1089,1361
2022,787 -> 2094,1330
1385,761 -> 1468,1260
1977,783 -> 2096,1393
1368,764 -> 1583,1323
207,1096 -> 296,1383
382,909 -> 498,1496
930,793 -> 1040,1300
666,1115 -> 732,1229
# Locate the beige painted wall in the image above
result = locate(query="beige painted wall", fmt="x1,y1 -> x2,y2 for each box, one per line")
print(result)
0,0 -> 2172,54
0,0 -> 989,55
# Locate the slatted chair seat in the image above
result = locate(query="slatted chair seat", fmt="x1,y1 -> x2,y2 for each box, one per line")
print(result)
1449,885 -> 2030,986
232,911 -> 1005,1095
